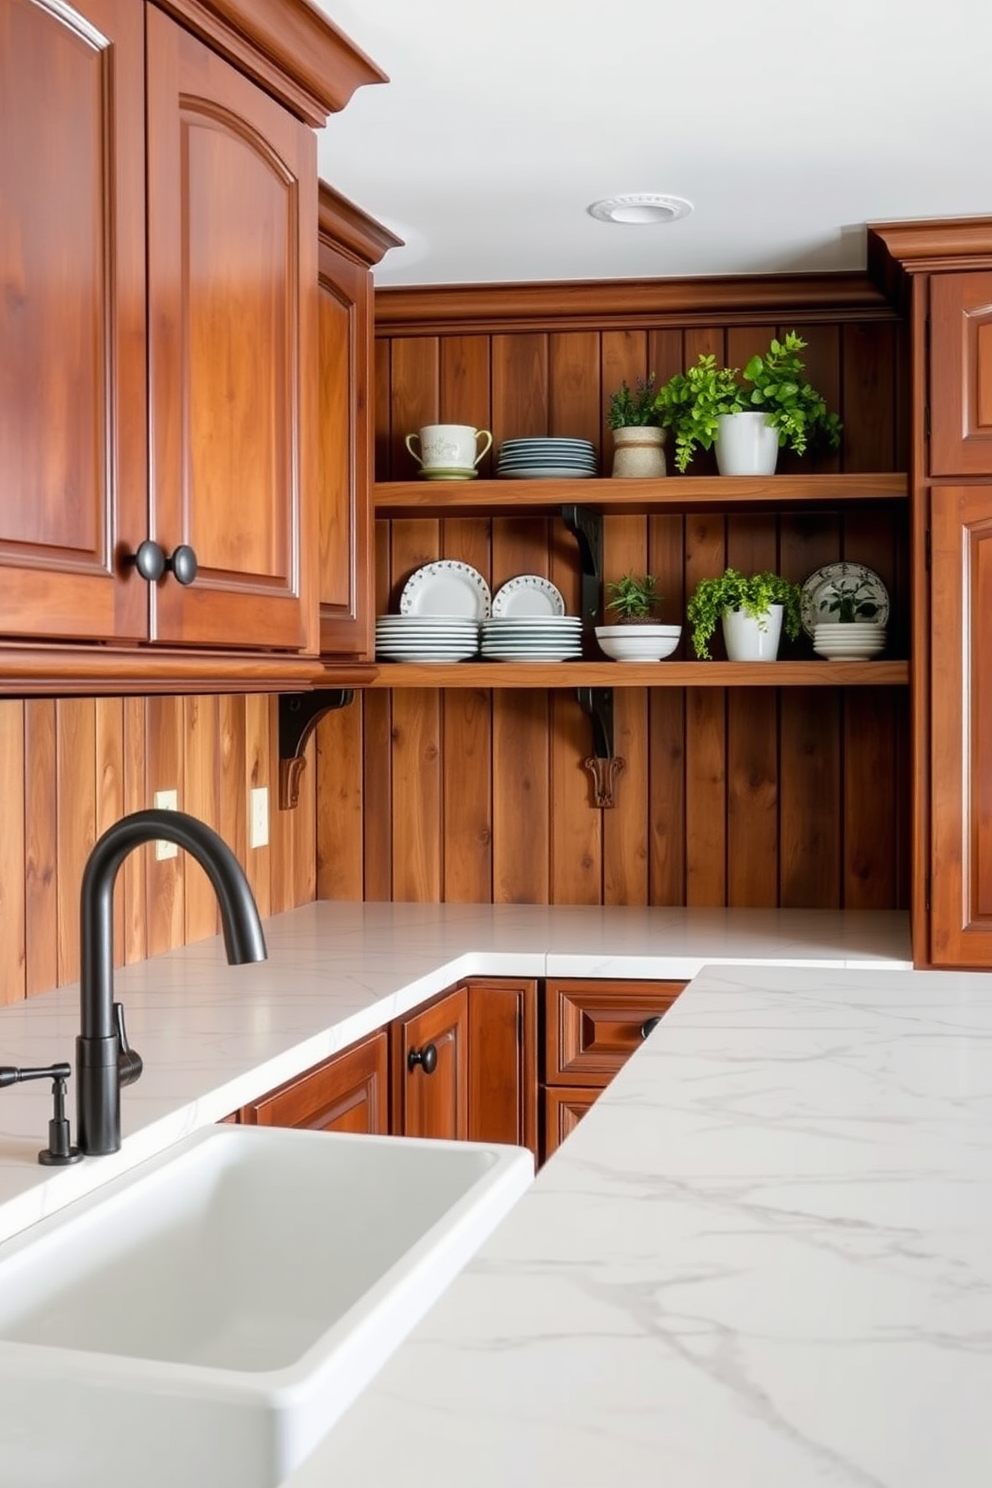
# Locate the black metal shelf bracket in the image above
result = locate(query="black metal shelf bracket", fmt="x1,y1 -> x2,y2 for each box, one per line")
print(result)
278,691 -> 355,809
576,686 -> 625,809
561,504 -> 603,653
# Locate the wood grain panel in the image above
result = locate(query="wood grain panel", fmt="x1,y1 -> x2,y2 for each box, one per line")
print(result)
550,692 -> 601,902
94,698 -> 125,967
442,687 -> 492,903
56,699 -> 96,985
777,323 -> 842,477
840,322 -> 897,472
144,696 -> 184,956
492,692 -> 550,903
243,694 -> 271,919
391,690 -> 441,901
491,333 -> 549,442
122,698 -> 147,969
439,336 -> 492,477
389,338 -> 440,480
779,690 -> 841,907
316,701 -> 365,901
24,701 -> 58,998
218,695 -> 247,872
0,703 -> 25,1005
362,690 -> 393,901
183,696 -> 220,940
550,330 -> 602,462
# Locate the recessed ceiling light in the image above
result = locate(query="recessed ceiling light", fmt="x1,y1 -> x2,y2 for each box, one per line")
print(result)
587,194 -> 693,226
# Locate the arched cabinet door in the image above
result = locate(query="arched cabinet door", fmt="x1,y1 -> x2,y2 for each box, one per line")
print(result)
145,5 -> 317,653
0,0 -> 147,642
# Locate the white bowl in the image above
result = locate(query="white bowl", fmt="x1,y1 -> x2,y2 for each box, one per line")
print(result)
595,624 -> 681,662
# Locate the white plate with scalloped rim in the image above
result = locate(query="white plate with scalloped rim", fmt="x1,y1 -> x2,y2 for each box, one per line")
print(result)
400,561 -> 492,619
491,575 -> 566,618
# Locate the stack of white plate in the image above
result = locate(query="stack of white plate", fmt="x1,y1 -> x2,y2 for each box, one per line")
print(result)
481,616 -> 583,662
496,437 -> 597,480
376,615 -> 479,663
813,623 -> 887,661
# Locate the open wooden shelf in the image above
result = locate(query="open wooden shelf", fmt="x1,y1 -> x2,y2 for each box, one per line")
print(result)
374,472 -> 908,516
371,660 -> 910,689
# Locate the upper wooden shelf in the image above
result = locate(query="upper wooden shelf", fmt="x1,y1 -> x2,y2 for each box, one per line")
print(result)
371,660 -> 909,689
373,472 -> 908,516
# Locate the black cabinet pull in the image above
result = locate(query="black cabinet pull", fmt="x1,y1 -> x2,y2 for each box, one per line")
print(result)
407,1042 -> 438,1075
132,540 -> 198,586
640,1015 -> 662,1040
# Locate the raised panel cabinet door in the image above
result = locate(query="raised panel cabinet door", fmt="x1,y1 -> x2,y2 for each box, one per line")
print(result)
145,6 -> 318,651
240,1031 -> 389,1134
930,272 -> 992,478
0,0 -> 147,641
542,1086 -> 599,1163
544,979 -> 686,1087
931,485 -> 992,966
392,987 -> 469,1141
317,234 -> 374,659
465,978 -> 538,1158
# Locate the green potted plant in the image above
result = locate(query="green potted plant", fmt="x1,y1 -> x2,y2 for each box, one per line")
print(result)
687,568 -> 802,661
606,376 -> 667,478
596,573 -> 681,661
652,332 -> 842,475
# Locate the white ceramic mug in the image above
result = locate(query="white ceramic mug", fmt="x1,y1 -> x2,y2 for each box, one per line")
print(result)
405,424 -> 493,472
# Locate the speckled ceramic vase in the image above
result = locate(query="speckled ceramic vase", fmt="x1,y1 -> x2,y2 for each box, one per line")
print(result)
611,426 -> 666,478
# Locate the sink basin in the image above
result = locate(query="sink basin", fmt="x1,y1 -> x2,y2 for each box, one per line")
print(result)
0,1124 -> 533,1487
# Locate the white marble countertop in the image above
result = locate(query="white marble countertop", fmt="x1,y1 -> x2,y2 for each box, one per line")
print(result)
0,903 -> 910,1245
292,958 -> 992,1488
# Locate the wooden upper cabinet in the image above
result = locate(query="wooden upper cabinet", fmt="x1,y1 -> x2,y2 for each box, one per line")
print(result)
0,0 -> 147,642
930,485 -> 992,966
1,0 -> 383,667
391,987 -> 469,1141
930,272 -> 992,477
145,6 -> 317,651
317,185 -> 400,659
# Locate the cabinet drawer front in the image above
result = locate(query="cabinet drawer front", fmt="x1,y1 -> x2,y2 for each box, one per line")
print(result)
241,1030 -> 388,1134
545,979 -> 685,1086
541,1086 -> 600,1163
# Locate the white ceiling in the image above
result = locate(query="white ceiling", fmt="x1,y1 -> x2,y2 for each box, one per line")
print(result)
315,0 -> 992,289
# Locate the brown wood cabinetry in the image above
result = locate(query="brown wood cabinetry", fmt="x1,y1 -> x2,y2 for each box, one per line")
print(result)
144,8 -> 317,652
542,978 -> 685,1159
466,978 -> 538,1158
929,273 -> 992,478
391,987 -> 470,1141
241,1030 -> 389,1133
317,186 -> 401,659
868,221 -> 992,968
0,0 -> 382,686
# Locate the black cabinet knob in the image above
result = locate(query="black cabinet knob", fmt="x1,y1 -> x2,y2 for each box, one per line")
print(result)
640,1016 -> 662,1040
131,540 -> 198,586
407,1042 -> 438,1075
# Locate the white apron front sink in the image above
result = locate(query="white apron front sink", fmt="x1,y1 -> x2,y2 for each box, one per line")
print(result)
0,1124 -> 533,1487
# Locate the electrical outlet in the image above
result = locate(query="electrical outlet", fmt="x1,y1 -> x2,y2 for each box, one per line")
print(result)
153,789 -> 178,860
250,787 -> 269,849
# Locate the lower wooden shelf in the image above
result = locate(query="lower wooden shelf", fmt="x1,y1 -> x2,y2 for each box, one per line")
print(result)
371,660 -> 910,689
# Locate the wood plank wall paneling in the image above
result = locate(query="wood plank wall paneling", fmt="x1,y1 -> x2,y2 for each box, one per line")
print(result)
0,696 -> 317,1002
316,300 -> 912,911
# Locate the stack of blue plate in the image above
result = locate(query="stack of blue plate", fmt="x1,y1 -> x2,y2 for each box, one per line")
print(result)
496,437 -> 597,480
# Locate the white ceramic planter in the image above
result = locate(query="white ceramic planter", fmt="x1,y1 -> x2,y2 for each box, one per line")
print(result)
714,411 -> 779,476
722,604 -> 784,661
611,426 -> 666,478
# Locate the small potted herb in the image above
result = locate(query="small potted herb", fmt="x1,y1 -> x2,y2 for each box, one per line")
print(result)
652,332 -> 842,475
607,376 -> 667,478
687,568 -> 802,661
596,573 -> 681,661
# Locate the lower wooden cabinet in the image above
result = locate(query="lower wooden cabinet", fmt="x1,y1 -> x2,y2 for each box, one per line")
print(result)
235,975 -> 661,1166
240,1029 -> 388,1134
542,1088 -> 600,1159
391,986 -> 469,1141
541,978 -> 686,1161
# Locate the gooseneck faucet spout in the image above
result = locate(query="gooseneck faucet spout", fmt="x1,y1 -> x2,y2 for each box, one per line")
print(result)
77,809 -> 267,1155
